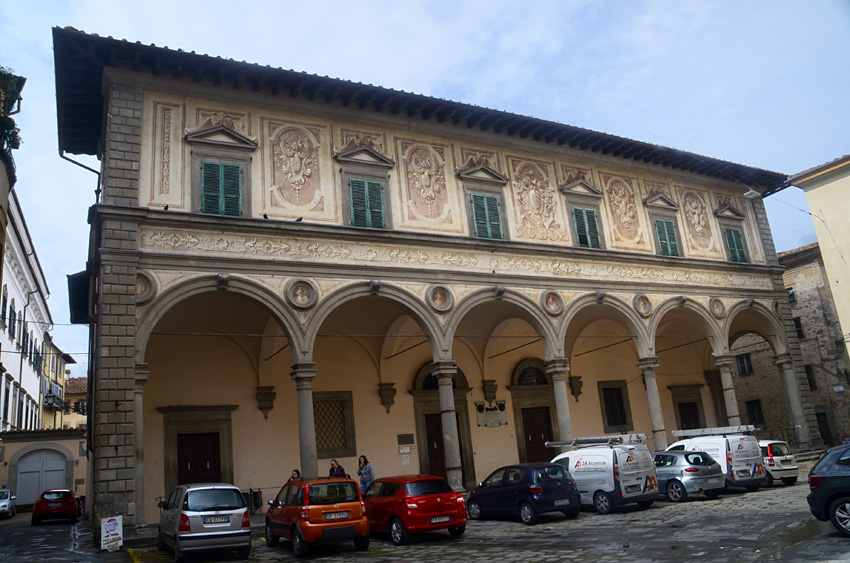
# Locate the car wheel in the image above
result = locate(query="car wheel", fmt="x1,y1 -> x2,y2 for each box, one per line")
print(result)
448,525 -> 465,537
666,481 -> 688,503
265,520 -> 279,547
292,526 -> 309,558
353,534 -> 370,551
562,506 -> 581,520
745,484 -> 760,492
781,477 -> 797,486
764,473 -> 774,487
467,500 -> 482,520
157,528 -> 167,551
237,546 -> 250,560
519,502 -> 538,525
828,497 -> 850,538
593,491 -> 615,514
637,500 -> 654,509
704,489 -> 721,500
390,518 -> 409,545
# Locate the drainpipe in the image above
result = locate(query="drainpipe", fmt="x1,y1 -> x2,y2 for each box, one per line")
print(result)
59,153 -> 101,202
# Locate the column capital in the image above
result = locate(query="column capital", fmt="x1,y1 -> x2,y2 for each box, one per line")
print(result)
430,361 -> 458,380
712,354 -> 735,369
545,358 -> 570,381
290,362 -> 317,379
637,356 -> 659,371
773,353 -> 793,368
134,363 -> 149,387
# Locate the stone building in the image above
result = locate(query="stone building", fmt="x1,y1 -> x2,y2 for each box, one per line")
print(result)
732,243 -> 850,445
53,27 -> 818,534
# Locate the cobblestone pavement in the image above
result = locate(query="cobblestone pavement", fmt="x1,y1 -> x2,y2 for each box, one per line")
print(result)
2,481 -> 847,562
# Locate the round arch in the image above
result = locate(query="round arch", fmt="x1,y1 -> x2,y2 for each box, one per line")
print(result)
649,297 -> 724,356
445,288 -> 559,360
305,282 -> 446,362
8,443 -> 76,503
559,293 -> 650,359
136,274 -> 306,364
724,300 -> 789,356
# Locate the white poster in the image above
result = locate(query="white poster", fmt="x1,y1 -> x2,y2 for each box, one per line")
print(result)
101,515 -> 123,551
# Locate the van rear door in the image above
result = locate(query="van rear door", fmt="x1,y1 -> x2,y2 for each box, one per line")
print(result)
728,436 -> 764,480
616,446 -> 657,499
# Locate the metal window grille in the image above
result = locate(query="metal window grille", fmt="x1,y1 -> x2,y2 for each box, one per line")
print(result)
314,399 -> 347,452
518,367 -> 547,386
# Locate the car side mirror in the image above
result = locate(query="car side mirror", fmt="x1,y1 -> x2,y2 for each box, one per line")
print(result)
268,499 -> 274,506
157,501 -> 166,508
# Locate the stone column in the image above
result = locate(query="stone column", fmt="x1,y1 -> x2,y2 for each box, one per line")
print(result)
713,355 -> 741,425
774,354 -> 811,445
637,357 -> 667,450
431,361 -> 463,491
545,359 -> 573,447
291,362 -> 318,480
134,364 -> 149,531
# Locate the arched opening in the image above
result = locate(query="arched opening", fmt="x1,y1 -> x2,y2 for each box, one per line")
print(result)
508,358 -> 555,463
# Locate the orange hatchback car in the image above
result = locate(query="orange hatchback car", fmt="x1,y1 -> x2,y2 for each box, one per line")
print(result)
265,477 -> 369,558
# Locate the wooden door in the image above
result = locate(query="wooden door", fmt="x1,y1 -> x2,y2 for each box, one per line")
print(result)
177,433 -> 221,485
816,412 -> 834,446
678,402 -> 701,430
522,407 -> 553,462
424,413 -> 446,478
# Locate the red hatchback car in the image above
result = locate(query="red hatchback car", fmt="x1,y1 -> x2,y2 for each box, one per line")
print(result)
32,489 -> 81,525
363,475 -> 466,545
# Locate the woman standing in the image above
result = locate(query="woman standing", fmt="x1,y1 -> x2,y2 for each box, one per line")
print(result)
357,455 -> 374,493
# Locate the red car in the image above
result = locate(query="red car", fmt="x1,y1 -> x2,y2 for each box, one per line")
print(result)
31,489 -> 81,525
363,475 -> 466,545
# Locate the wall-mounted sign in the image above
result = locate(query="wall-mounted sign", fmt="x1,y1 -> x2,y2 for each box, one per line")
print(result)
101,515 -> 123,551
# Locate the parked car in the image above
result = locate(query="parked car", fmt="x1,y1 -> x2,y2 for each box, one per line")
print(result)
807,444 -> 850,537
551,435 -> 658,514
363,474 -> 466,545
157,483 -> 251,561
265,476 -> 370,557
0,489 -> 16,519
31,489 -> 81,525
667,427 -> 766,491
467,462 -> 580,525
652,450 -> 724,502
759,440 -> 798,486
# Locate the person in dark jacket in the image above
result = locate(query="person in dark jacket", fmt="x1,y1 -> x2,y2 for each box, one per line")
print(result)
329,459 -> 346,478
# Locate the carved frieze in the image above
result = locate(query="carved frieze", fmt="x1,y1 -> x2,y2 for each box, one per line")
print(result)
148,101 -> 183,209
185,109 -> 255,140
140,227 -> 775,291
559,164 -> 592,187
508,157 -> 564,242
458,148 -> 499,172
334,129 -> 389,156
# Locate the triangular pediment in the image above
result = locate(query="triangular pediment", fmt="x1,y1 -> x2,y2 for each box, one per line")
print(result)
456,164 -> 508,185
714,204 -> 746,220
333,145 -> 395,168
558,179 -> 603,199
643,193 -> 679,210
184,125 -> 258,150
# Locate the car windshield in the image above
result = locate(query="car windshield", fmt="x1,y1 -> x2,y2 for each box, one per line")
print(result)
769,443 -> 792,456
0,491 -> 9,500
405,479 -> 452,496
535,465 -> 567,482
684,452 -> 716,466
186,488 -> 245,511
308,482 -> 359,505
43,491 -> 72,500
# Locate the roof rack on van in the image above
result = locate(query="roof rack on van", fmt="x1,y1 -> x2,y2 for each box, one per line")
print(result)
545,433 -> 647,449
671,425 -> 756,438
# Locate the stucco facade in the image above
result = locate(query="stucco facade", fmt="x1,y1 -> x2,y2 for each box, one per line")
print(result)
53,28 -> 819,535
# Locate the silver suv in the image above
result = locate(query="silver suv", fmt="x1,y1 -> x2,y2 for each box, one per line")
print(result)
652,451 -> 725,502
157,483 -> 251,561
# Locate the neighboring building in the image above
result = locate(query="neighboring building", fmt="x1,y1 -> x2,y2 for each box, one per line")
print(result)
62,374 -> 87,429
787,155 -> 850,359
732,243 -> 850,445
0,190 -> 51,432
40,336 -> 75,429
53,27 -> 818,536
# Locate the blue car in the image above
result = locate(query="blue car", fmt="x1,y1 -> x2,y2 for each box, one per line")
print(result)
466,463 -> 580,525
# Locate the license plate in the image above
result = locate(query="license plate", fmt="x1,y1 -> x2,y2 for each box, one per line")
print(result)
204,515 -> 229,524
737,470 -> 750,477
625,485 -> 640,493
48,502 -> 61,507
430,516 -> 451,524
554,498 -> 570,506
325,511 -> 349,520
705,478 -> 717,484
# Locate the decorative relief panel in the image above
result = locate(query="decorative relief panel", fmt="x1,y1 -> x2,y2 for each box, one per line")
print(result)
559,164 -> 592,187
426,285 -> 454,313
148,101 -> 184,209
643,179 -> 674,201
140,227 -> 775,291
633,294 -> 653,318
541,290 -> 564,316
676,186 -> 720,258
396,138 -> 462,233
458,148 -> 500,172
261,119 -> 337,222
185,109 -> 255,140
507,156 -> 564,242
599,173 -> 649,250
335,129 -> 389,156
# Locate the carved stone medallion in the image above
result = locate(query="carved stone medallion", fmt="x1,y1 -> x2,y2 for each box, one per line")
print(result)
682,190 -> 712,249
513,163 -> 563,241
541,290 -> 564,316
633,294 -> 652,318
426,285 -> 454,313
271,127 -> 321,207
136,271 -> 156,305
710,297 -> 726,319
285,278 -> 319,310
405,145 -> 447,219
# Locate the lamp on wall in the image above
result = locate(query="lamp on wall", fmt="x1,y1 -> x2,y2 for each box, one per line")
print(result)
44,391 -> 56,409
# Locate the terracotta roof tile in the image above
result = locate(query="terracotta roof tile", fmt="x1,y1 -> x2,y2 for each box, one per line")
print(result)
64,377 -> 88,394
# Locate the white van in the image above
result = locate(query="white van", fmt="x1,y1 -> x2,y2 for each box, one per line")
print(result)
548,434 -> 659,514
666,426 -> 767,491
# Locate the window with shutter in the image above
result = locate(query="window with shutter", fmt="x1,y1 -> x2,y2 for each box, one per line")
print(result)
654,218 -> 680,257
470,193 -> 503,239
349,179 -> 385,228
723,227 -> 747,263
572,207 -> 601,249
201,161 -> 242,217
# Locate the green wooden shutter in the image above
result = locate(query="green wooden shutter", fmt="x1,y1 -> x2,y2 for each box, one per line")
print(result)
201,162 -> 222,215
221,164 -> 242,217
586,208 -> 601,249
655,219 -> 679,256
724,228 -> 747,263
664,220 -> 679,257
366,180 -> 385,229
573,207 -> 601,249
485,195 -> 503,239
350,179 -> 369,227
471,194 -> 503,239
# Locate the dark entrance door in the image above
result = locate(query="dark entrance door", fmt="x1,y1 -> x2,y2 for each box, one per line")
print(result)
177,433 -> 221,485
522,407 -> 553,462
816,412 -> 834,446
424,414 -> 446,479
677,402 -> 701,430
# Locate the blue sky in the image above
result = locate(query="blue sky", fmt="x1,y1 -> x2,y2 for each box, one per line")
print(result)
2,0 -> 848,376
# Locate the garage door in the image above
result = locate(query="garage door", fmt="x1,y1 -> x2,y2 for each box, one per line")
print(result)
17,450 -> 66,504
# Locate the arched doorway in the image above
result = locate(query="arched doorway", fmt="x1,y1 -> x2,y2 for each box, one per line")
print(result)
16,450 -> 67,504
509,358 -> 556,462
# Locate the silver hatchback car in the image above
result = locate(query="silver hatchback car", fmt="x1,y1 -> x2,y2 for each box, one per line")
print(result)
652,451 -> 725,502
157,483 -> 251,561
